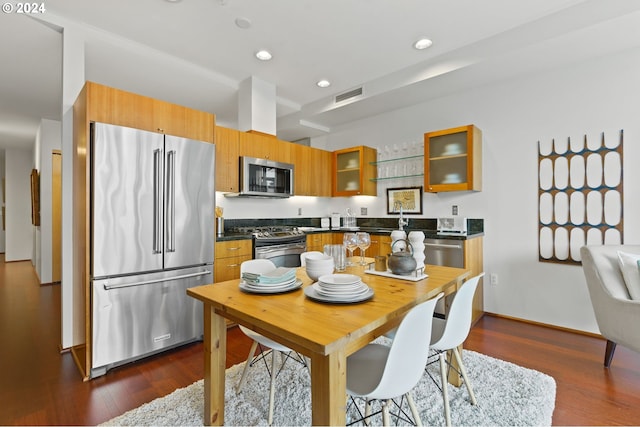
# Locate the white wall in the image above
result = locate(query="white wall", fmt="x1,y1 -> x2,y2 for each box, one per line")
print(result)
320,47 -> 640,334
5,148 -> 34,261
33,119 -> 62,284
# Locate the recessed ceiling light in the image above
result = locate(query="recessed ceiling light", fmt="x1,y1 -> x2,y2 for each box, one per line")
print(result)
235,17 -> 251,29
256,50 -> 272,61
414,38 -> 433,50
316,79 -> 331,88
164,0 -> 183,3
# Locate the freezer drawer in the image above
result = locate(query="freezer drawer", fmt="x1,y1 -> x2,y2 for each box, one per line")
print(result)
91,266 -> 211,377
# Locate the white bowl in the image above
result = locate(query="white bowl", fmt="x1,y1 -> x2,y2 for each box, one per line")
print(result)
306,263 -> 335,281
305,255 -> 334,268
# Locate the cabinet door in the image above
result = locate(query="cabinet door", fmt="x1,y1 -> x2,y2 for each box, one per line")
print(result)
153,103 -> 214,142
370,234 -> 392,257
214,126 -> 240,192
86,83 -> 214,142
239,131 -> 291,163
424,125 -> 482,192
332,146 -> 377,196
293,145 -> 332,197
313,148 -> 333,197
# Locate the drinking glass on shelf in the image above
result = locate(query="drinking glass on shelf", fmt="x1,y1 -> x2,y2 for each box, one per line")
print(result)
343,233 -> 358,266
356,232 -> 371,265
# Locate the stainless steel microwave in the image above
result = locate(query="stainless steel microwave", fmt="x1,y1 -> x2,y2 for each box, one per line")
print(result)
225,156 -> 294,198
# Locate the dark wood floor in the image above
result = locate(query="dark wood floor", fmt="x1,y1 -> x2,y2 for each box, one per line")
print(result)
1,255 -> 639,425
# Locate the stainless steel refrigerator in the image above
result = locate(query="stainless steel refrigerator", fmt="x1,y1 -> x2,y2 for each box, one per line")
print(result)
90,122 -> 215,378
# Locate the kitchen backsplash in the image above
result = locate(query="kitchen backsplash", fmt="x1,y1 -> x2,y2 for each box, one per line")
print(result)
224,217 -> 483,234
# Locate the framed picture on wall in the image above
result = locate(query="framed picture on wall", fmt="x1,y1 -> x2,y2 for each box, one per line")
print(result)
386,186 -> 423,214
30,168 -> 40,226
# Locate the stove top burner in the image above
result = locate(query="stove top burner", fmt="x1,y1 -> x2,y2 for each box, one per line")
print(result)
234,226 -> 306,239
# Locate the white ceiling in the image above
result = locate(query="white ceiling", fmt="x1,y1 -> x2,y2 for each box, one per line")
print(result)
1,0 -> 640,150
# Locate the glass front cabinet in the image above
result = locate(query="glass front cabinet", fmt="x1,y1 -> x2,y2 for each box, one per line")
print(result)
424,124 -> 482,192
333,146 -> 377,196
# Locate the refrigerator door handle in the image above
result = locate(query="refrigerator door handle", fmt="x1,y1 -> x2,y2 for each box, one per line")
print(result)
166,149 -> 176,252
102,269 -> 212,290
153,148 -> 163,254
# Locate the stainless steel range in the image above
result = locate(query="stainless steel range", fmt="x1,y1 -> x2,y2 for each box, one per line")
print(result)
235,226 -> 307,268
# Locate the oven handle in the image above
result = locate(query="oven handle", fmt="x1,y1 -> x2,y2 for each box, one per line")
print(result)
255,243 -> 306,254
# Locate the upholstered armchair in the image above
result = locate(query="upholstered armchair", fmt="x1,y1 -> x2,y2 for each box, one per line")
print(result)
580,245 -> 640,367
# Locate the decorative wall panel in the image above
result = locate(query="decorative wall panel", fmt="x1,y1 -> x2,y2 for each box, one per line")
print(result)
538,130 -> 623,264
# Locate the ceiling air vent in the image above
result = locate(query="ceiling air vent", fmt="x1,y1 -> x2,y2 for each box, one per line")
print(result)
335,87 -> 363,104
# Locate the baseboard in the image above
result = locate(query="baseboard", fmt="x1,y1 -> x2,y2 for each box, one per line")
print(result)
483,312 -> 604,339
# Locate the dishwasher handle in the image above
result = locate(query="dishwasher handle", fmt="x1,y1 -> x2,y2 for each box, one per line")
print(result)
424,242 -> 463,249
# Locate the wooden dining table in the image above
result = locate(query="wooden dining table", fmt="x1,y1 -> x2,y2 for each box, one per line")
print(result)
187,259 -> 470,426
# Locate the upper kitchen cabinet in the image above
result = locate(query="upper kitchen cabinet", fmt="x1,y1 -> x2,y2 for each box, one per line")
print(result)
293,144 -> 332,197
424,124 -> 482,192
84,82 -> 214,142
214,126 -> 240,192
332,146 -> 377,196
239,131 -> 291,163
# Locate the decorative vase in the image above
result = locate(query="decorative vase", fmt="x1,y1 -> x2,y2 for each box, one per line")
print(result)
408,231 -> 425,269
390,230 -> 406,252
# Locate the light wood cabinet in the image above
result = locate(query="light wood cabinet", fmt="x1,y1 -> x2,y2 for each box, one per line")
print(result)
369,234 -> 392,257
239,131 -> 291,163
332,146 -> 377,196
85,82 -> 214,142
293,144 -> 332,197
306,233 -> 333,252
214,126 -> 240,192
214,239 -> 252,283
71,81 -> 215,380
463,237 -> 484,324
424,124 -> 482,192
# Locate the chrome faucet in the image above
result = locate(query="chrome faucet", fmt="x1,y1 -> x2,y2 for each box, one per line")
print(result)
395,201 -> 409,230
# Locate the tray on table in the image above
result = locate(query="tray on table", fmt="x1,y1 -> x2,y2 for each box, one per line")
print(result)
363,264 -> 428,281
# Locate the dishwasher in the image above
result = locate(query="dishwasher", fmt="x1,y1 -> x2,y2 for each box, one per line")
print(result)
424,238 -> 465,316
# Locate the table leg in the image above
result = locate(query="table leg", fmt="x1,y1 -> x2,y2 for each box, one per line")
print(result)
203,303 -> 226,426
310,350 -> 346,426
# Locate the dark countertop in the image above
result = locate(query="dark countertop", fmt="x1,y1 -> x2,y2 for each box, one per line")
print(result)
216,217 -> 483,242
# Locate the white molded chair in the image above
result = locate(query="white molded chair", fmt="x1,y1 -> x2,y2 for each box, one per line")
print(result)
300,251 -> 323,266
428,274 -> 483,427
580,245 -> 640,367
346,292 -> 443,426
236,259 -> 308,426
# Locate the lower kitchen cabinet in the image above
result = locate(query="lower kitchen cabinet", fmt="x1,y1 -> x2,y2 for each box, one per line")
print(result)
368,234 -> 392,257
463,237 -> 484,324
306,233 -> 333,252
214,239 -> 252,283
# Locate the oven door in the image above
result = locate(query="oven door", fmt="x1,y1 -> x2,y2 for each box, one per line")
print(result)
254,241 -> 306,268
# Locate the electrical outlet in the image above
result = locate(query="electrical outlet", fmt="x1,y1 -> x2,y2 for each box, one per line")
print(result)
361,207 -> 368,215
298,207 -> 302,216
490,274 -> 498,286
452,205 -> 458,216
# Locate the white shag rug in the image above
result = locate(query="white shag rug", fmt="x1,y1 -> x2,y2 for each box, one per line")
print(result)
101,348 -> 555,426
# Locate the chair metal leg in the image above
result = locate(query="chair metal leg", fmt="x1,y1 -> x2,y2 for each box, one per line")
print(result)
452,347 -> 477,405
604,340 -> 617,368
236,340 -> 259,393
405,392 -> 423,426
381,399 -> 391,426
439,352 -> 452,427
268,351 -> 278,426
364,398 -> 372,426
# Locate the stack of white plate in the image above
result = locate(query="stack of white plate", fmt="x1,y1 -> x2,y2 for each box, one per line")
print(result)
304,273 -> 374,303
240,267 -> 302,294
